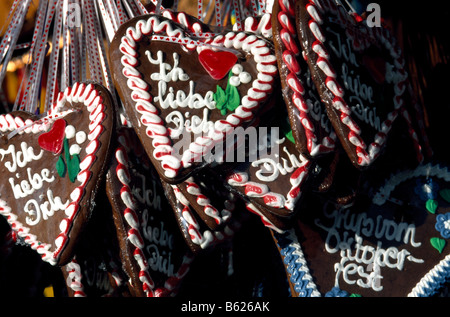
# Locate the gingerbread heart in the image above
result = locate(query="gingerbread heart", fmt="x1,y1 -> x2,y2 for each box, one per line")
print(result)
105,127 -> 194,297
164,180 -> 244,254
272,0 -> 336,158
295,0 -> 411,168
176,169 -> 238,231
219,107 -> 312,232
0,82 -> 114,265
279,163 -> 450,297
109,14 -> 278,183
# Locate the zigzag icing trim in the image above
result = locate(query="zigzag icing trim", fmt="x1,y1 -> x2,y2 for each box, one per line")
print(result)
277,0 -> 336,156
302,0 -> 409,166
273,229 -> 321,297
118,15 -> 277,179
373,162 -> 450,206
245,202 -> 285,234
0,82 -> 106,265
65,258 -> 86,297
114,137 -> 193,297
171,185 -> 236,251
372,162 -> 450,296
232,13 -> 273,39
227,159 -> 311,211
408,254 -> 450,297
182,176 -> 236,228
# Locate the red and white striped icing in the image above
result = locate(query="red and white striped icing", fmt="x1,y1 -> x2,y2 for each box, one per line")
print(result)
114,134 -> 193,297
65,258 -> 86,297
277,0 -> 336,157
0,82 -> 107,265
63,255 -> 125,297
171,185 -> 236,251
245,202 -> 285,233
182,175 -> 236,228
302,0 -> 411,166
227,156 -> 311,211
118,15 -> 277,180
232,13 -> 273,39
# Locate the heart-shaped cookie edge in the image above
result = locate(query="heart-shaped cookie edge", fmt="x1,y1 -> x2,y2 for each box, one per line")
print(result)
273,0 -> 337,158
274,163 -> 450,297
106,127 -> 195,297
111,14 -> 278,183
295,0 -> 414,168
0,82 -> 114,265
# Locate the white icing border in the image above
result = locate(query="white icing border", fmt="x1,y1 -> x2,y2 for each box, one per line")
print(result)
117,15 -> 277,180
171,185 -> 236,251
276,0 -> 336,157
373,162 -> 450,296
113,131 -> 194,297
0,82 -> 108,265
300,0 -> 415,166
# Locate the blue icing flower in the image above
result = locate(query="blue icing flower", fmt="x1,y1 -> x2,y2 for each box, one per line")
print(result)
325,287 -> 349,297
435,213 -> 450,239
415,178 -> 440,201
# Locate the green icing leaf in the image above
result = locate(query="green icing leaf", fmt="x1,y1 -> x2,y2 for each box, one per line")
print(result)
426,199 -> 438,214
62,136 -> 81,183
280,117 -> 295,144
67,154 -> 81,183
225,84 -> 240,112
213,72 -> 241,115
430,237 -> 446,254
56,156 -> 66,178
350,293 -> 362,297
285,129 -> 295,144
213,85 -> 227,108
63,137 -> 70,161
440,188 -> 450,203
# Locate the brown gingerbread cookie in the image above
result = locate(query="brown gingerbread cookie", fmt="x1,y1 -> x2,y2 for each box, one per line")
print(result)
280,162 -> 450,297
272,0 -> 336,158
295,0 -> 414,168
61,197 -> 131,297
219,106 -> 312,232
176,169 -> 238,231
109,14 -> 278,183
0,82 -> 115,265
163,179 -> 245,255
106,126 -> 194,297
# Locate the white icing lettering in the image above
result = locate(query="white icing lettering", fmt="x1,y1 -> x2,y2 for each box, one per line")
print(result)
0,143 -> 44,173
132,173 -> 162,212
315,207 -> 423,292
251,142 -> 306,182
327,28 -> 359,67
147,50 -> 216,111
146,50 -> 190,82
141,209 -> 176,277
9,168 -> 55,199
341,63 -> 374,104
350,96 -> 381,132
24,189 -> 70,226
